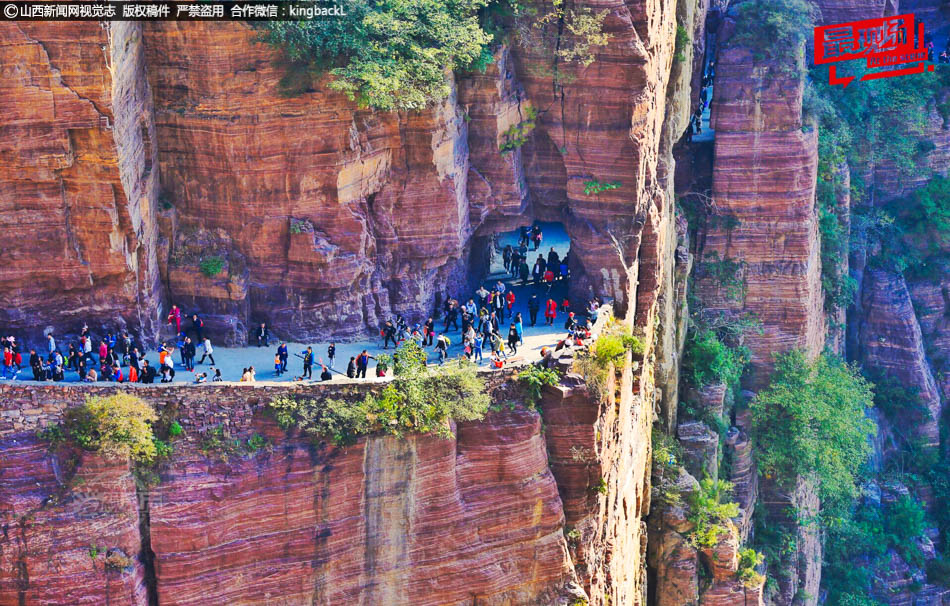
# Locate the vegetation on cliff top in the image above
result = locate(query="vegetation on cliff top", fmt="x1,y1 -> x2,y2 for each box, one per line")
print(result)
46,393 -> 164,464
259,0 -> 609,110
268,341 -> 489,444
725,0 -> 815,66
259,0 -> 494,109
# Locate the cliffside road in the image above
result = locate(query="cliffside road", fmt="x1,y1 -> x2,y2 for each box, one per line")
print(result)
3,226 -> 579,384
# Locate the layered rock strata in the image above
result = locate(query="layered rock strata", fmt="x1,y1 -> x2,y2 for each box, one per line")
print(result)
0,22 -> 163,344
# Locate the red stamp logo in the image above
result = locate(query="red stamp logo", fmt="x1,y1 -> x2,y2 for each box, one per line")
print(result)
814,13 -> 933,87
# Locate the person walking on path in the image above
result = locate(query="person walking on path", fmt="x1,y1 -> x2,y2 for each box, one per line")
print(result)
435,333 -> 450,365
545,297 -> 558,326
503,245 -> 513,272
444,301 -> 459,332
346,356 -> 357,378
532,256 -> 546,284
475,285 -> 489,310
274,352 -> 283,376
300,346 -> 314,379
547,247 -> 559,272
507,323 -> 519,355
98,340 -> 108,365
382,320 -> 397,349
47,334 -> 56,356
424,317 -> 435,346
472,333 -> 484,364
327,343 -> 336,369
528,294 -> 540,327
278,342 -> 289,373
519,259 -> 530,284
30,349 -> 42,381
492,289 -> 506,323
514,312 -> 524,345
167,305 -> 182,334
256,323 -> 270,347
198,337 -> 215,365
506,291 -> 515,316
356,350 -> 373,378
2,346 -> 13,379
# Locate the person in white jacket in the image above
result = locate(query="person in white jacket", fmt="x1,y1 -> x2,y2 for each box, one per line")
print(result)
198,337 -> 215,365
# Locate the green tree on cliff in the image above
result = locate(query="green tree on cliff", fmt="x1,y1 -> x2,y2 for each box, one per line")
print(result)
749,351 -> 876,515
260,0 -> 493,110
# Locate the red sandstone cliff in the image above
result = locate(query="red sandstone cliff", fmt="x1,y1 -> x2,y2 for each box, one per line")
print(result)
0,0 -> 679,345
0,22 -> 163,341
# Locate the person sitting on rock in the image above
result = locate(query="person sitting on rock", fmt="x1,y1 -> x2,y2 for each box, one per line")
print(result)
255,323 -> 269,348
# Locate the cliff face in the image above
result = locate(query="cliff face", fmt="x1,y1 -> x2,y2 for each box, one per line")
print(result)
0,331 -> 657,606
0,22 -> 163,341
0,382 -> 587,606
702,39 -> 824,390
151,412 -> 578,606
0,0 -> 678,345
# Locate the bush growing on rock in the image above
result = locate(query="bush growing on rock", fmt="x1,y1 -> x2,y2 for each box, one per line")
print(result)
749,351 -> 875,514
62,393 -> 160,464
269,343 -> 489,444
259,0 -> 493,111
682,329 -> 749,388
517,365 -> 560,407
687,477 -> 740,548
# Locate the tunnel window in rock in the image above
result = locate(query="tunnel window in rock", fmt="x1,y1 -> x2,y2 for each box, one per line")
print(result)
466,221 -> 575,318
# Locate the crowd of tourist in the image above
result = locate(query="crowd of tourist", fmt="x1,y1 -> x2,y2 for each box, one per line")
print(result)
0,229 -> 604,385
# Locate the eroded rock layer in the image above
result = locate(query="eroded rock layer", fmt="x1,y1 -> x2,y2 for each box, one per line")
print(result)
0,22 -> 163,342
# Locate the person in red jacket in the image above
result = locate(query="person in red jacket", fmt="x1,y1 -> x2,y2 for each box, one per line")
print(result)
505,290 -> 515,313
167,304 -> 182,334
545,298 -> 558,326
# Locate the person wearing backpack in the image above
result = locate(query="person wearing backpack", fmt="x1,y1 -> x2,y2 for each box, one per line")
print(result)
188,314 -> 203,342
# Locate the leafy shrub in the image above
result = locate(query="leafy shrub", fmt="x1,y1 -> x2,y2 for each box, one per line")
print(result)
885,495 -> 927,551
259,0 -> 493,111
199,256 -> 225,277
593,334 -> 627,366
104,551 -> 136,571
623,334 -> 645,357
63,394 -> 159,464
699,251 -> 746,301
749,351 -> 875,513
737,548 -> 765,587
652,430 -> 685,505
687,478 -> 740,547
518,365 -> 560,406
727,0 -> 816,66
168,421 -> 183,438
269,342 -> 489,444
682,329 -> 749,388
246,433 -> 269,452
674,24 -> 690,62
499,106 -> 538,153
583,180 -> 621,196
927,557 -> 950,587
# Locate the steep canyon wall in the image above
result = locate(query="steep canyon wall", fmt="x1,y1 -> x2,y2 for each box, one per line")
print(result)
0,346 -> 654,606
0,0 -> 680,346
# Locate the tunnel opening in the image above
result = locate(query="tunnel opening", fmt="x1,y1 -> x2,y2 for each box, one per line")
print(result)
455,220 -> 590,350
